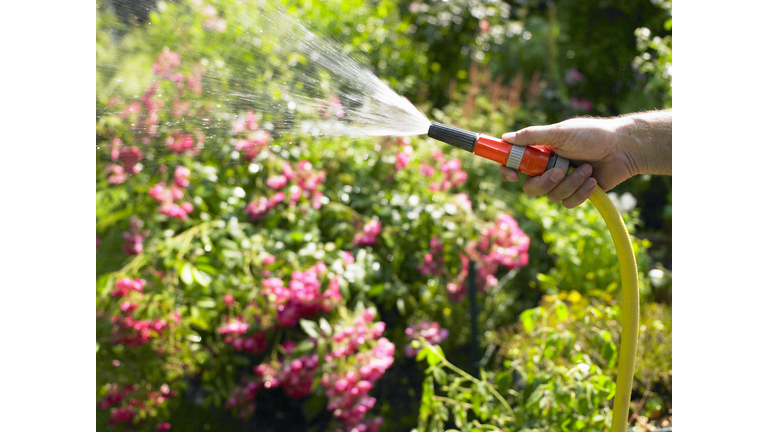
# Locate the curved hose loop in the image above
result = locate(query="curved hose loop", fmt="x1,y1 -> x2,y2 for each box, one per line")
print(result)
583,179 -> 640,432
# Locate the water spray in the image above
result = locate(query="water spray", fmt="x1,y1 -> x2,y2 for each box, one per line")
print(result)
427,121 -> 639,432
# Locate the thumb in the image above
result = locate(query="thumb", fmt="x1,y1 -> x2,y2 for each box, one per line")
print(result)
502,125 -> 557,146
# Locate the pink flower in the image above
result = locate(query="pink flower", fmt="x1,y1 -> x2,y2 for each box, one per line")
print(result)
105,164 -> 127,185
223,294 -> 236,307
269,192 -> 286,207
419,163 -> 435,177
262,254 -> 276,266
565,68 -> 584,86
112,278 -> 146,298
174,166 -> 191,188
282,161 -> 296,179
156,423 -> 171,432
395,145 -> 414,171
180,202 -> 194,214
440,158 -> 461,174
353,220 -> 382,246
118,147 -> 143,174
454,193 -> 473,211
266,175 -> 287,190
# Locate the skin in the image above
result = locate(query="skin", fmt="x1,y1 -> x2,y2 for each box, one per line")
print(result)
498,110 -> 672,208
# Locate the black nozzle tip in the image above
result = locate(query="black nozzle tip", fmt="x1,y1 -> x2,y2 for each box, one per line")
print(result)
428,122 -> 478,153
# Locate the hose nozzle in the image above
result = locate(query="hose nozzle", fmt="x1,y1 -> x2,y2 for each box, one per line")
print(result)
427,122 -> 570,176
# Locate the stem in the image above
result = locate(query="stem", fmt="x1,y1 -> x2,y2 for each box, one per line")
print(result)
627,376 -> 654,424
423,344 -> 515,419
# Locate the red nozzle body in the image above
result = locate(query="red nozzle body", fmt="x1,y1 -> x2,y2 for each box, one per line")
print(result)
427,122 -> 570,176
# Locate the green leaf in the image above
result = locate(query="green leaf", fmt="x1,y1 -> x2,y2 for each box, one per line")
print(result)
367,284 -> 384,296
520,309 -> 535,333
293,339 -> 315,356
180,263 -> 194,285
426,349 -> 441,367
299,319 -> 320,338
196,297 -> 216,309
193,268 -> 212,287
319,318 -> 332,338
495,371 -> 512,395
416,345 -> 429,362
396,297 -> 406,315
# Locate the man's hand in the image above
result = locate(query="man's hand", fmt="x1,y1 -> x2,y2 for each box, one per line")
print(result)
499,110 -> 671,208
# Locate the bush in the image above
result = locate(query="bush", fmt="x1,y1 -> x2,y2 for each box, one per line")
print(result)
415,292 -> 672,432
96,1 -> 671,431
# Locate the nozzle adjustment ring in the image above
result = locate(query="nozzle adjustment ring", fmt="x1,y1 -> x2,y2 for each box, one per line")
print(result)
505,145 -> 525,170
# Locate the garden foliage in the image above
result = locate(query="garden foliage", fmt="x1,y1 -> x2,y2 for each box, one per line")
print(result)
96,1 -> 671,431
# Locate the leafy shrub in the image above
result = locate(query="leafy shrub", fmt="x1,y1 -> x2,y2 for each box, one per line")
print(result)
415,292 -> 672,432
96,0 -> 670,431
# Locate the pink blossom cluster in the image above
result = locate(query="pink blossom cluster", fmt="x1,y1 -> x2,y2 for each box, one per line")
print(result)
122,216 -> 149,255
565,68 -> 585,86
105,137 -> 144,185
201,4 -> 227,32
429,157 -> 468,192
111,315 -> 170,348
419,163 -> 435,177
418,235 -> 446,277
286,160 -> 327,209
329,307 -> 386,359
470,213 -> 530,271
320,337 -> 394,431
447,214 -> 530,302
225,378 -> 265,418
149,166 -> 195,220
218,318 -> 268,355
319,94 -> 345,119
271,352 -> 320,399
394,137 -> 414,172
130,80 -> 164,143
262,263 -> 342,327
233,110 -> 270,162
166,131 -> 204,155
98,383 -> 176,428
151,51 -> 181,78
114,51 -> 206,151
353,220 -> 382,247
186,63 -> 206,95
245,193 -> 285,221
404,321 -> 449,357
453,192 -> 473,212
226,342 -> 319,416
111,277 -> 146,298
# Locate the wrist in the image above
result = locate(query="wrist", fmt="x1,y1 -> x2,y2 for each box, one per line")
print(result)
612,111 -> 672,176
611,116 -> 649,177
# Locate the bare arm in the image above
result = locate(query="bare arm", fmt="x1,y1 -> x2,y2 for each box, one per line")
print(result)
616,109 -> 672,176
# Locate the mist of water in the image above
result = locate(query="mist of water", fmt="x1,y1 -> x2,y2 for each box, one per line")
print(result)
100,0 -> 431,141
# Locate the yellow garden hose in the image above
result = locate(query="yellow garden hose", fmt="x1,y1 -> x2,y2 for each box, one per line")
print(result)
584,173 -> 640,432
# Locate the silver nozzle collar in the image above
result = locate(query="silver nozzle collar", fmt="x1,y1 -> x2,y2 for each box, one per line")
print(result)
505,144 -> 525,170
546,153 -> 571,172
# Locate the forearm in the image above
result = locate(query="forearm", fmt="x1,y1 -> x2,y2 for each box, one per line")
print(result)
614,110 -> 672,176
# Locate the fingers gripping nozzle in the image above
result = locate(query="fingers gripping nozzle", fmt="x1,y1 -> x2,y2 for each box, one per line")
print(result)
427,122 -> 570,176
